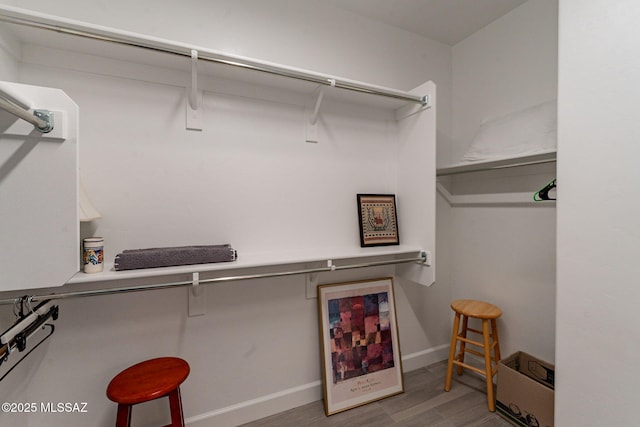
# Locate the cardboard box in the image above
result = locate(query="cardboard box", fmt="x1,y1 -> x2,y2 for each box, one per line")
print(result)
496,351 -> 554,427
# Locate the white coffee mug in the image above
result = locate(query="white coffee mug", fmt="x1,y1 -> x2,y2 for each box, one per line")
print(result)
83,237 -> 104,273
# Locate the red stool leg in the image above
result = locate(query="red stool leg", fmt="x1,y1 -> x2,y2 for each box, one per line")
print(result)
115,404 -> 131,427
168,387 -> 185,427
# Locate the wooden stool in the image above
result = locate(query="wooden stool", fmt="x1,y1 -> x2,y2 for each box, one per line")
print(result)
107,357 -> 190,427
444,299 -> 502,412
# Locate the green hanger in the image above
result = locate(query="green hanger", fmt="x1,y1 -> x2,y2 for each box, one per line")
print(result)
534,178 -> 556,201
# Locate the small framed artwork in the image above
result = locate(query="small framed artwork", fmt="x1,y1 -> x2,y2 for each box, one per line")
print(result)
357,194 -> 399,247
317,277 -> 404,416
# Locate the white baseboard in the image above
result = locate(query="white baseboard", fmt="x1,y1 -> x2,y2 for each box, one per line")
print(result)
186,344 -> 449,427
400,343 -> 450,372
186,380 -> 323,427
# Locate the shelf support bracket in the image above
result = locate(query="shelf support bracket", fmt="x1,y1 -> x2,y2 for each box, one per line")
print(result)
188,272 -> 206,317
305,259 -> 335,299
189,49 -> 199,110
186,49 -> 203,131
309,85 -> 326,126
305,268 -> 318,299
305,79 -> 334,143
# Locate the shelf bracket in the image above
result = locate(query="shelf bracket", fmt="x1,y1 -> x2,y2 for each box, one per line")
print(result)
309,84 -> 327,126
305,259 -> 335,299
188,272 -> 206,317
186,49 -> 203,131
305,268 -> 318,299
189,49 -> 199,110
305,79 -> 334,143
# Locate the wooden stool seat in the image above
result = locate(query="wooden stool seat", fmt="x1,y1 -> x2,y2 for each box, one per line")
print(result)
451,299 -> 502,320
107,357 -> 190,427
444,299 -> 502,412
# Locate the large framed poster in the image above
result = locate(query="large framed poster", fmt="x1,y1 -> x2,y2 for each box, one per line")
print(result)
317,277 -> 404,415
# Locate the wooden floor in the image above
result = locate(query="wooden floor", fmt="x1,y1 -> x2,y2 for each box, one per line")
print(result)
241,360 -> 512,427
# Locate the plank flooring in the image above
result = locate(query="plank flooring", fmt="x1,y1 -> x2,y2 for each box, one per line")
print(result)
241,360 -> 513,427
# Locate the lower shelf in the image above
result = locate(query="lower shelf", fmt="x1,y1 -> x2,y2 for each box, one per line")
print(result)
67,245 -> 426,285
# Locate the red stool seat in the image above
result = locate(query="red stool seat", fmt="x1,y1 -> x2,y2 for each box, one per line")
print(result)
107,357 -> 190,427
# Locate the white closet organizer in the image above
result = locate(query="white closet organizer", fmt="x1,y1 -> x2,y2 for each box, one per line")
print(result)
0,6 -> 437,297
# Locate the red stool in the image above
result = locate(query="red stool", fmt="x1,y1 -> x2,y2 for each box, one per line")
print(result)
107,357 -> 190,427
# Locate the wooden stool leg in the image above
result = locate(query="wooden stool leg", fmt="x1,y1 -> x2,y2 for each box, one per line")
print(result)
482,319 -> 495,412
444,312 -> 461,391
491,319 -> 501,363
115,404 -> 131,427
168,387 -> 185,427
456,315 -> 469,375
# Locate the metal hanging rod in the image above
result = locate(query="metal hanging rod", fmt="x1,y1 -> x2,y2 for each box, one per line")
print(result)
437,158 -> 556,176
0,95 -> 54,133
0,7 -> 427,106
0,253 -> 427,305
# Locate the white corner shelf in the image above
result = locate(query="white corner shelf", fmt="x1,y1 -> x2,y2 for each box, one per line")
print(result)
436,150 -> 556,176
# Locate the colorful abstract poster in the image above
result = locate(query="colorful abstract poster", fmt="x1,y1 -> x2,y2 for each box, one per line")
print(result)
318,278 -> 403,415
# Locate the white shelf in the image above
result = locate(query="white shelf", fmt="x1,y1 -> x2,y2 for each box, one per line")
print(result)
0,5 -> 427,112
67,245 -> 425,285
437,150 -> 556,176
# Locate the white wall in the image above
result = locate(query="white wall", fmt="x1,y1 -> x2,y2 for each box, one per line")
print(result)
0,24 -> 19,80
0,2 -> 451,426
557,1 -> 640,425
440,0 -> 558,363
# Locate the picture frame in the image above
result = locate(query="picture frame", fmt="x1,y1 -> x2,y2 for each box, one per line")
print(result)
357,194 -> 399,247
317,277 -> 404,416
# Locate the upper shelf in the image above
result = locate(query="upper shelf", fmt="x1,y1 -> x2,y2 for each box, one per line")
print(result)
436,150 -> 556,176
0,5 -> 429,112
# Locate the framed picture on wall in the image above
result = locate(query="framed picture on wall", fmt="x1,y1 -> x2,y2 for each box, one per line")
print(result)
317,277 -> 404,416
357,194 -> 399,247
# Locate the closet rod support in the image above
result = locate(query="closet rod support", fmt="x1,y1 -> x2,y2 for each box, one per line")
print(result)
0,96 -> 53,133
33,109 -> 54,133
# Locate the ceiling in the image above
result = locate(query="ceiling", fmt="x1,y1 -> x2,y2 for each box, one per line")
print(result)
329,0 -> 528,45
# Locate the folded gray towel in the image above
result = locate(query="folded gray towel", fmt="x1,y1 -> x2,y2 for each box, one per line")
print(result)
114,244 -> 237,271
